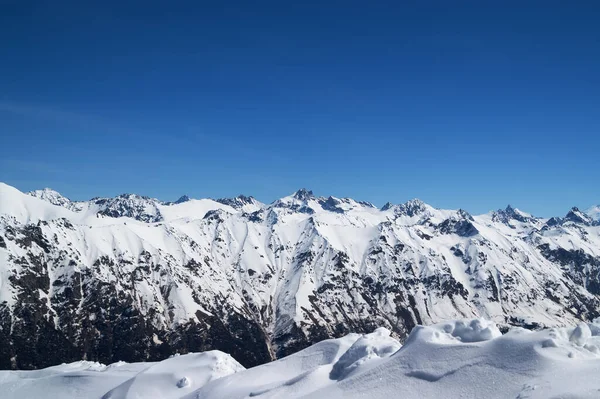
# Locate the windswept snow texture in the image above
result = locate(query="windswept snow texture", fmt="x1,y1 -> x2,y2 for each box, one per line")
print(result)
1,182 -> 600,369
588,205 -> 600,222
2,320 -> 600,398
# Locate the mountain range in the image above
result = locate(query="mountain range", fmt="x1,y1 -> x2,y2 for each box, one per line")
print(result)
0,182 -> 599,369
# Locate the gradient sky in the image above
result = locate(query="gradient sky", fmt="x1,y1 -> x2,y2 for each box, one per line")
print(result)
1,1 -> 599,216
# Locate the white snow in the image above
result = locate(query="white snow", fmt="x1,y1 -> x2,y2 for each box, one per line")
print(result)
0,182 -> 75,224
4,182 -> 599,336
3,182 -> 600,396
158,199 -> 234,222
587,205 -> 600,221
102,351 -> 244,399
2,319 -> 600,398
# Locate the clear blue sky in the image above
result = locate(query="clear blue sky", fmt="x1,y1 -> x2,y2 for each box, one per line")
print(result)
1,1 -> 599,216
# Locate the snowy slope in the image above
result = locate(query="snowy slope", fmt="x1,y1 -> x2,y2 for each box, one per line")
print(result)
2,319 -> 600,398
0,182 -> 600,370
588,205 -> 600,222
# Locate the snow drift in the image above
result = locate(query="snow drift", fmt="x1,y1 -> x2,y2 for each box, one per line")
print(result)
2,318 -> 600,399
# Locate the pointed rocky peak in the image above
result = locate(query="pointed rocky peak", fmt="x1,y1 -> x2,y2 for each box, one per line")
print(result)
216,195 -> 259,210
316,195 -> 374,213
270,188 -> 316,214
26,187 -> 86,212
456,209 -> 474,221
545,216 -> 563,227
505,204 -> 517,214
318,196 -> 345,214
322,195 -> 340,206
121,193 -> 149,200
237,194 -> 254,203
493,204 -> 534,224
293,188 -> 314,201
358,200 -> 377,209
27,188 -> 72,208
381,198 -> 430,217
174,195 -> 191,204
381,202 -> 394,211
396,198 -> 427,217
94,193 -> 150,206
564,207 -> 595,226
95,193 -> 163,223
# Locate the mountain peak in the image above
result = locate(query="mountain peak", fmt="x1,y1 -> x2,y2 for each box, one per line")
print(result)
174,195 -> 191,204
564,207 -> 595,226
216,195 -> 258,210
94,194 -> 163,222
457,208 -> 474,221
28,187 -> 69,200
491,204 -> 535,225
27,187 -> 75,209
396,198 -> 427,217
357,200 -> 376,209
380,198 -> 428,216
318,196 -> 345,213
404,198 -> 425,207
236,194 -> 255,203
381,202 -> 394,211
293,188 -> 314,201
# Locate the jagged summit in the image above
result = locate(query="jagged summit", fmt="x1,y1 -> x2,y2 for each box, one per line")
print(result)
27,188 -> 84,212
400,198 -> 427,214
27,188 -> 72,207
381,198 -> 428,218
492,205 -> 535,225
358,200 -> 377,209
174,195 -> 190,204
217,194 -> 255,206
292,188 -> 314,201
18,184 -> 599,228
380,202 -> 393,211
564,207 -> 595,226
216,194 -> 263,213
93,193 -> 163,222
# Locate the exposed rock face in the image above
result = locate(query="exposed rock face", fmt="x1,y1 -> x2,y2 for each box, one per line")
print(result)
216,195 -> 262,213
93,194 -> 163,222
564,207 -> 596,226
1,182 -> 600,370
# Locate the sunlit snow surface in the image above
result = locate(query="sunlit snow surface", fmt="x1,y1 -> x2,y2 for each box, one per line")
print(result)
2,319 -> 600,399
3,182 -> 600,336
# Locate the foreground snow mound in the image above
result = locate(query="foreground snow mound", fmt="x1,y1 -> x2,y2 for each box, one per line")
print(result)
329,327 -> 401,380
310,319 -> 600,398
187,328 -> 401,399
0,360 -> 149,399
419,317 -> 502,343
102,351 -> 244,399
3,320 -> 600,398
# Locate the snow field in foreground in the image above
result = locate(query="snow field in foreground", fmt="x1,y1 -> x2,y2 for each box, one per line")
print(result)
1,318 -> 600,398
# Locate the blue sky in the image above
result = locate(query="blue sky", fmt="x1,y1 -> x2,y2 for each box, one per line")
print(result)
1,1 -> 599,216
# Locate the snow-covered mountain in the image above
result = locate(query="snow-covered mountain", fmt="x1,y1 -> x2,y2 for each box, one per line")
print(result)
1,182 -> 600,370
